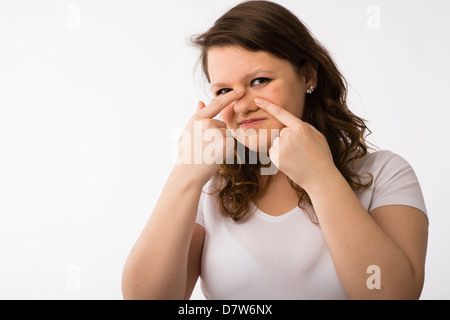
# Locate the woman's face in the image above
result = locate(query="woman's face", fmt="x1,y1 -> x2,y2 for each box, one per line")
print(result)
207,45 -> 314,151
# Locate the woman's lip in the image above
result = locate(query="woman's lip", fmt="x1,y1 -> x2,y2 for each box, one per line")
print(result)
240,119 -> 266,128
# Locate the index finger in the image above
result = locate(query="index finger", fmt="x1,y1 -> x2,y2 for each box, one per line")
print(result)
197,89 -> 244,119
254,98 -> 301,127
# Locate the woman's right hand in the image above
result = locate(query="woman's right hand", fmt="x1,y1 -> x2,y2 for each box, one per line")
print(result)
175,89 -> 244,187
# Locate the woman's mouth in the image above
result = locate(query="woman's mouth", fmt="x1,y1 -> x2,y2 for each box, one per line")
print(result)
239,118 -> 267,128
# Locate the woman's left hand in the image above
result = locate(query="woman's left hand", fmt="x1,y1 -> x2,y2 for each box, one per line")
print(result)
254,98 -> 338,191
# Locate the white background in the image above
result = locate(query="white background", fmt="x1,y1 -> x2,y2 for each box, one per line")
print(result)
0,0 -> 449,300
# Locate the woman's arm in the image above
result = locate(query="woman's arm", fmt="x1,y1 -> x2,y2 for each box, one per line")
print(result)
121,165 -> 204,300
307,169 -> 428,300
185,223 -> 206,299
122,90 -> 244,300
255,98 -> 428,299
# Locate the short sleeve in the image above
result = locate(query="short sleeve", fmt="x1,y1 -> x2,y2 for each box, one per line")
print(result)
195,176 -> 222,228
369,151 -> 428,216
195,189 -> 206,227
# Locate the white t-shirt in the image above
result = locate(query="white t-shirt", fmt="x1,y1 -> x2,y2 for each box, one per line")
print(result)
195,150 -> 427,300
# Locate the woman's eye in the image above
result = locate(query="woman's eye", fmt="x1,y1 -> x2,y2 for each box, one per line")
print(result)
215,78 -> 270,96
251,78 -> 270,87
216,88 -> 233,96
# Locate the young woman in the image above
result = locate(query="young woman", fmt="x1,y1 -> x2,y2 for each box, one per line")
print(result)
122,1 -> 428,300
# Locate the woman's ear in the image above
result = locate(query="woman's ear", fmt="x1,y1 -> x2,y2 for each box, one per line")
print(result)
303,60 -> 318,88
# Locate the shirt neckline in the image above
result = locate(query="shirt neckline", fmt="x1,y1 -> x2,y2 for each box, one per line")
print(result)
251,201 -> 301,223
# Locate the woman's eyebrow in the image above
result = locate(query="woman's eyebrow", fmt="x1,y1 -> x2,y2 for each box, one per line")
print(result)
211,68 -> 276,90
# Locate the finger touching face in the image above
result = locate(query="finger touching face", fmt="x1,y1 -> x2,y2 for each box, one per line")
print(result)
207,46 -> 308,150
196,89 -> 244,119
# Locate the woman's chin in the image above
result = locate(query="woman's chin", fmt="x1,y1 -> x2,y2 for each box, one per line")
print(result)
235,131 -> 278,153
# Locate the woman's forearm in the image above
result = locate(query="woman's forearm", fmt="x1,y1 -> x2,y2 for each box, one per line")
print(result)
122,90 -> 244,300
122,164 -> 204,300
306,168 -> 421,300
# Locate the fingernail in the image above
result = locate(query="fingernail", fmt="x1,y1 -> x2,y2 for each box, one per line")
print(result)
254,98 -> 264,105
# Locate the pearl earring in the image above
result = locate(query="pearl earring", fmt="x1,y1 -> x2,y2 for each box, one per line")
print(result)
306,86 -> 315,94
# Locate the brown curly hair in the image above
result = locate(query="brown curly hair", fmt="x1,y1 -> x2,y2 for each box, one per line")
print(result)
191,0 -> 373,224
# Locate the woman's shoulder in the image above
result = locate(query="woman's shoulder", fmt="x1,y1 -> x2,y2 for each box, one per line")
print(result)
353,150 -> 412,174
201,174 -> 223,195
352,149 -> 421,192
353,149 -> 427,215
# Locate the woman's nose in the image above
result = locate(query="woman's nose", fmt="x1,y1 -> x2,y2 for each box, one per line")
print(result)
233,91 -> 259,114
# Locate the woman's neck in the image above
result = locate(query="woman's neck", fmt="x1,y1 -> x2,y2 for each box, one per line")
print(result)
254,170 -> 300,216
